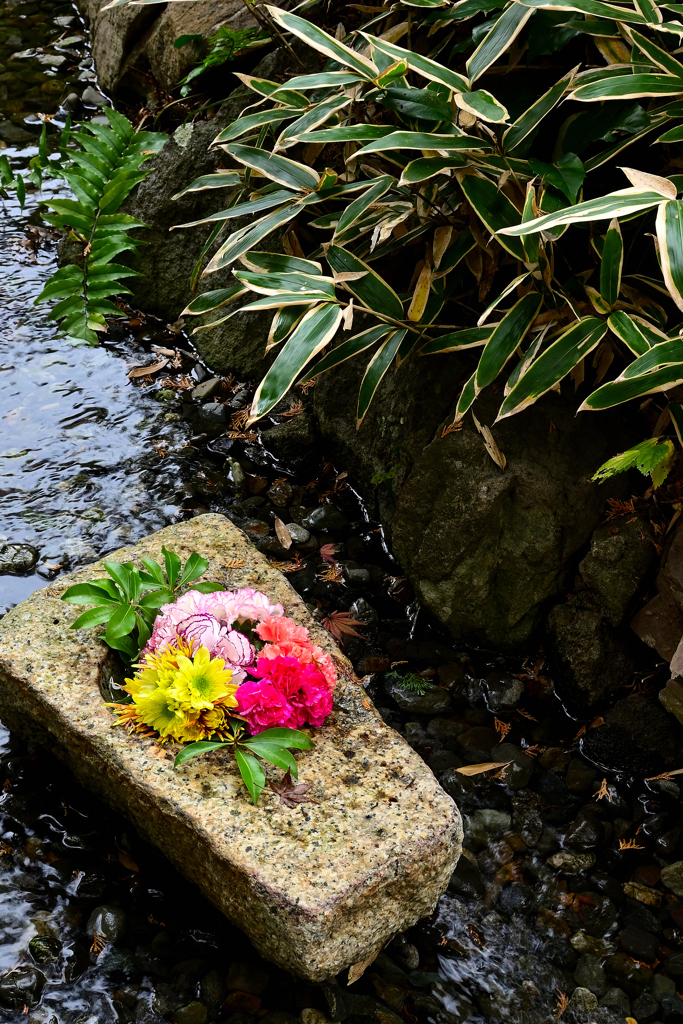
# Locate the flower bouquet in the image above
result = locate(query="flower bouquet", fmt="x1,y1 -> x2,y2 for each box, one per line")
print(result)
61,548 -> 335,802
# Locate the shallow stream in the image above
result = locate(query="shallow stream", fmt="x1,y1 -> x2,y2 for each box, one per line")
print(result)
2,4 -> 683,1024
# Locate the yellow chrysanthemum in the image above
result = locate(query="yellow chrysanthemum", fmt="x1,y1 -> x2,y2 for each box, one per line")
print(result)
134,686 -> 186,740
168,646 -> 238,714
124,638 -> 195,700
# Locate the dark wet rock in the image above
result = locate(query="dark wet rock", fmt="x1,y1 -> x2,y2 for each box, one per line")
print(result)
599,987 -> 630,1016
653,975 -> 677,1001
0,966 -> 46,1009
342,564 -> 371,588
547,603 -> 635,706
633,591 -> 683,661
578,517 -> 656,627
0,542 -> 39,574
448,850 -> 486,899
660,679 -> 683,727
86,904 -> 127,943
384,675 -> 451,714
604,952 -> 653,993
619,926 -> 659,963
226,961 -> 269,995
579,893 -> 619,938
564,811 -> 610,850
82,84 -> 112,106
472,808 -> 510,834
480,671 -> 524,713
547,851 -> 596,873
495,743 -> 534,790
458,725 -> 497,761
29,934 -> 62,964
631,992 -> 660,1022
172,1002 -> 209,1024
581,697 -> 682,774
662,993 -> 683,1021
301,506 -> 348,533
565,757 -> 598,792
567,985 -> 598,1019
574,953 -> 607,997
498,881 -> 536,915
323,980 -> 350,1021
388,935 -> 419,971
286,523 -> 310,545
350,597 -> 378,628
0,120 -> 34,144
197,402 -> 228,427
661,861 -> 683,897
154,982 -> 184,1015
669,952 -> 683,976
191,378 -> 222,403
315,349 -> 635,651
261,415 -> 318,471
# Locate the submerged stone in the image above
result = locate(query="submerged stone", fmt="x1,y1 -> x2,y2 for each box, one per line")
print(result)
0,514 -> 461,982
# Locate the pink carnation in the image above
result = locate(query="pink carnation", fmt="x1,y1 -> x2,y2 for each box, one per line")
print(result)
235,655 -> 334,734
235,678 -> 304,732
256,615 -> 310,646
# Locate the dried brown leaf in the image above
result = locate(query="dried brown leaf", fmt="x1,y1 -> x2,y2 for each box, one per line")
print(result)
274,518 -> 293,550
348,949 -> 381,986
456,761 -> 513,776
322,610 -> 365,643
127,357 -> 168,379
270,769 -> 315,808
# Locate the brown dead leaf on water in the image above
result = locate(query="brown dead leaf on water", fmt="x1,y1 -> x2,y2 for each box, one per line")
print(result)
127,357 -> 168,379
594,777 -> 612,802
472,413 -> 506,470
118,849 -> 139,872
554,990 -> 569,1019
647,766 -> 683,780
90,933 -> 106,956
456,761 -> 513,776
494,718 -> 512,740
274,518 -> 293,550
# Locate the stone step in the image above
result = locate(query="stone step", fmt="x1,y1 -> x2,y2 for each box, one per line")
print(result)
0,514 -> 461,981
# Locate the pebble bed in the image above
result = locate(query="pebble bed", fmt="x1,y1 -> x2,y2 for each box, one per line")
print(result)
2,2 -> 683,1023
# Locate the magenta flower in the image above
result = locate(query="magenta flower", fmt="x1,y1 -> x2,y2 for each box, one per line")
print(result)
235,654 -> 334,734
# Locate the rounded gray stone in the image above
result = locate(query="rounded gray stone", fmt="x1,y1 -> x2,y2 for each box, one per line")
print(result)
0,542 -> 39,575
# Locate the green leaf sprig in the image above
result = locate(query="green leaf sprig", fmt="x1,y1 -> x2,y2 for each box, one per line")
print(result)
174,724 -> 315,803
61,546 -> 223,661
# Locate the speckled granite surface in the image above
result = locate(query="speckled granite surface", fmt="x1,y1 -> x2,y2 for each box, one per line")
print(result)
0,515 -> 462,981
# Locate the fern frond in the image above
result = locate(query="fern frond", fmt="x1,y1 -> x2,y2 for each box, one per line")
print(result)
33,108 -> 166,345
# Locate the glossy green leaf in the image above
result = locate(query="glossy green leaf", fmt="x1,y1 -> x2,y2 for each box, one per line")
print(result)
457,90 -> 509,123
657,199 -> 683,311
70,605 -> 116,630
334,176 -> 394,241
516,0 -> 647,21
225,145 -> 320,192
297,125 -> 396,144
104,603 -> 136,642
250,303 -> 342,420
467,3 -> 536,82
421,326 -> 493,354
622,338 -> 683,376
326,245 -> 404,320
607,310 -> 652,355
205,203 -> 303,274
581,363 -> 683,409
476,293 -> 543,391
306,324 -> 394,378
234,748 -> 266,804
182,285 -> 247,317
460,175 -> 526,260
498,317 -> 608,418
357,330 -> 406,426
276,95 -> 352,150
242,252 -> 323,276
399,155 -> 467,184
241,739 -> 298,776
265,6 -> 378,78
529,153 -> 585,204
213,111 -> 295,146
600,218 -> 623,307
354,131 -> 488,156
362,33 -> 469,92
500,188 -> 665,235
572,73 -> 683,101
455,369 -> 477,420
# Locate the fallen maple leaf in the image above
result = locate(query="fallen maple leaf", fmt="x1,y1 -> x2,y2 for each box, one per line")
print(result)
274,518 -> 293,550
270,769 -> 315,808
322,610 -> 365,643
320,543 -> 339,563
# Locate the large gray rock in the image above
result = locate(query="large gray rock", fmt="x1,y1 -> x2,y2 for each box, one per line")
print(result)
315,353 -> 634,650
76,0 -> 256,98
546,515 -> 656,704
0,515 -> 461,982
